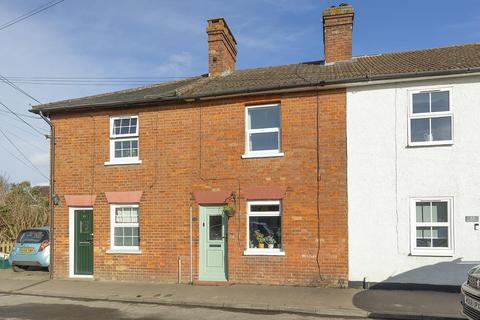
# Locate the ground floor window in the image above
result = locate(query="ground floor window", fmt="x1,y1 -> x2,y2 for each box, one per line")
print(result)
244,200 -> 283,255
410,197 -> 453,256
110,204 -> 140,252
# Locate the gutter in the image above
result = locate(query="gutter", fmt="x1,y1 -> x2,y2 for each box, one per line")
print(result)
38,111 -> 55,280
30,67 -> 480,113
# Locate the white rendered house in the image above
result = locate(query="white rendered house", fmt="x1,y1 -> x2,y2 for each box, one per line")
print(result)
347,72 -> 480,288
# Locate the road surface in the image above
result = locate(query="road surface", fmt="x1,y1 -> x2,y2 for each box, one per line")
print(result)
0,293 -> 361,320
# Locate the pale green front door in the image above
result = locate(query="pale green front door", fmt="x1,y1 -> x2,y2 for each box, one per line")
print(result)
199,206 -> 227,281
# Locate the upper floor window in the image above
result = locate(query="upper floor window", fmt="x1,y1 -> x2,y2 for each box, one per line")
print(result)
243,104 -> 284,158
410,197 -> 454,256
106,115 -> 141,165
408,89 -> 453,146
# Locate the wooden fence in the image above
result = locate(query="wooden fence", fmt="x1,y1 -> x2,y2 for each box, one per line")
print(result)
0,241 -> 14,254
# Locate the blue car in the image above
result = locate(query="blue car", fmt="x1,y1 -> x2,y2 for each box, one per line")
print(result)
9,227 -> 50,272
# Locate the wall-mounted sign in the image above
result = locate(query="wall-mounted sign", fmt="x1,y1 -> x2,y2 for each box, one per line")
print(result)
465,216 -> 479,223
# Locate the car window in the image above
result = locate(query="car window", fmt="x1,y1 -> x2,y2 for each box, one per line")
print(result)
17,230 -> 48,243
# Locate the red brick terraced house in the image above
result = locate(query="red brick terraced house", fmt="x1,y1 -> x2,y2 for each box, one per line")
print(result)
31,4 -> 480,286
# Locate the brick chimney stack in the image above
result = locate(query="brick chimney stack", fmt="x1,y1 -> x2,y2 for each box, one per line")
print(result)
322,3 -> 354,63
206,18 -> 237,76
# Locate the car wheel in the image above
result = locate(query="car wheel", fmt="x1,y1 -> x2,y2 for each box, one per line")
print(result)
12,265 -> 26,272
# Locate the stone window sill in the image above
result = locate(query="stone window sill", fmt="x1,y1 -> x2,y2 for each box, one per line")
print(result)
241,152 -> 284,159
243,249 -> 285,256
106,249 -> 142,255
104,160 -> 142,166
409,250 -> 453,257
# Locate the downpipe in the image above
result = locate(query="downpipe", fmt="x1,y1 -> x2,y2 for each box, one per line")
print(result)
190,205 -> 193,284
39,111 -> 55,280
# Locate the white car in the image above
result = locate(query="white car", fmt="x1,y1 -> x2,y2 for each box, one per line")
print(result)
462,265 -> 480,319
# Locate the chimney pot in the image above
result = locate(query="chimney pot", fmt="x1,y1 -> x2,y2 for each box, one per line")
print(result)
206,17 -> 237,76
322,3 -> 354,63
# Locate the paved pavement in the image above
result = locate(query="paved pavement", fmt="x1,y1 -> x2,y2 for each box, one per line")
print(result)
0,269 -> 465,319
0,294 -> 339,320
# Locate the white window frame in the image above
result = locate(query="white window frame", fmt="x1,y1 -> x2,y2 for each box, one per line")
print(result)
242,104 -> 284,159
408,88 -> 454,147
107,203 -> 141,254
105,115 -> 142,166
244,200 -> 285,256
409,197 -> 454,256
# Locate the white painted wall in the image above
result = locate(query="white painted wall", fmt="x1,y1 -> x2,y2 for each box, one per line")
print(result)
347,75 -> 480,286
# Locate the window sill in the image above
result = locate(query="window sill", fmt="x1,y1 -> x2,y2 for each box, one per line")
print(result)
106,249 -> 142,255
104,160 -> 142,166
407,142 -> 453,148
70,274 -> 94,279
243,249 -> 285,256
241,152 -> 284,159
410,250 -> 454,257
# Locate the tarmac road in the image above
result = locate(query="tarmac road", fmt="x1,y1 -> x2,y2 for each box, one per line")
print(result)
0,293 -> 362,320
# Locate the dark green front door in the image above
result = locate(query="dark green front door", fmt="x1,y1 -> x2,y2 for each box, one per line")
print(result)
74,209 -> 93,275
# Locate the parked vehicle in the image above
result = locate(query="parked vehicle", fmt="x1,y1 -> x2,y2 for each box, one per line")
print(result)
462,265 -> 480,320
8,227 -> 50,272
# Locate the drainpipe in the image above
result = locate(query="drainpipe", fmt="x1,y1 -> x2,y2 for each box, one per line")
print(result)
39,111 -> 55,280
189,205 -> 193,284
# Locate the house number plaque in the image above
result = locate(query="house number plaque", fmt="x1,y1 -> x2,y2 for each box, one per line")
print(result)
465,216 -> 479,223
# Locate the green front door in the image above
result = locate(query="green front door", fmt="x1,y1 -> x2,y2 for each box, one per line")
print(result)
199,206 -> 227,281
74,209 -> 93,275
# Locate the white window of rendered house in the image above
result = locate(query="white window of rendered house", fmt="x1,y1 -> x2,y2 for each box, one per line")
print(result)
410,198 -> 454,256
109,204 -> 141,253
242,104 -> 284,158
106,115 -> 142,165
408,89 -> 453,146
244,200 -> 285,256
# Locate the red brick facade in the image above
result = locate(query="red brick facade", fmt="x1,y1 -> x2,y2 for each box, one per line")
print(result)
51,89 -> 348,286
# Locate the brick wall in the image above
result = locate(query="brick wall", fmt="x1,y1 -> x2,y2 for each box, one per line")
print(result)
51,88 -> 348,287
207,18 -> 237,76
323,4 -> 354,63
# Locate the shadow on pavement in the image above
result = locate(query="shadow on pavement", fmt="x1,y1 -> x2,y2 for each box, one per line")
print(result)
351,260 -> 471,318
0,303 -> 157,320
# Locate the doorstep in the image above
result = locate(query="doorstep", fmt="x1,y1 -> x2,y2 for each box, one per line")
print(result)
192,280 -> 232,286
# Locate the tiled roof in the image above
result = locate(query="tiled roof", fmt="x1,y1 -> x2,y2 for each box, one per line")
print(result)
32,42 -> 480,113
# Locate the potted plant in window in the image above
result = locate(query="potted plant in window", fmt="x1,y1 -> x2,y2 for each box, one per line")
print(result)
254,230 -> 266,248
264,235 -> 276,249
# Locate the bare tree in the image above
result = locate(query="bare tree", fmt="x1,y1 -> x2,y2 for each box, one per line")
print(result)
0,175 -> 48,243
0,173 -> 9,205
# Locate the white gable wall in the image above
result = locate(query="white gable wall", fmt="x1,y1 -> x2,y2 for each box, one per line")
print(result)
347,75 -> 480,286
